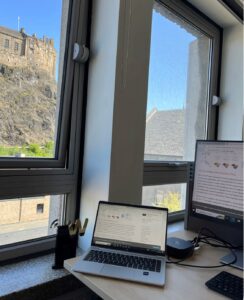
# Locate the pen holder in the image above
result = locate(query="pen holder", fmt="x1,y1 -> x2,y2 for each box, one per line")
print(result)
52,225 -> 78,269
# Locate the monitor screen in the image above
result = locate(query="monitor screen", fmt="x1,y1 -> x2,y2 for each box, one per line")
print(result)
185,140 -> 243,246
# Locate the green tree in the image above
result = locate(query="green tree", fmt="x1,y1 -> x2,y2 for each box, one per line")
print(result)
154,192 -> 181,213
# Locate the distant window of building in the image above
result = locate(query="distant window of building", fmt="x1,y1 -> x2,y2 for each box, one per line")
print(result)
4,39 -> 9,48
36,203 -> 44,214
30,39 -> 34,49
14,42 -> 19,51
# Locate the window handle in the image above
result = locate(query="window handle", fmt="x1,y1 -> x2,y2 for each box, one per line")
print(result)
73,43 -> 89,63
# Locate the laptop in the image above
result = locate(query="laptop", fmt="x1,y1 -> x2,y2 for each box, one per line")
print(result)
72,201 -> 168,286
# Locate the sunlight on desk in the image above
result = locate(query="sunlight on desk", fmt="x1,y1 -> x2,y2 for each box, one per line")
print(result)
64,230 -> 242,300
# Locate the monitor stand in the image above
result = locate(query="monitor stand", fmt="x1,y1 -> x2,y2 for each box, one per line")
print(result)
220,249 -> 243,270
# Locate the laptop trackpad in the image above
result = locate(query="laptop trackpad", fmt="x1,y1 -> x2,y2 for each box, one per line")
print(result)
72,260 -> 103,274
101,265 -> 136,278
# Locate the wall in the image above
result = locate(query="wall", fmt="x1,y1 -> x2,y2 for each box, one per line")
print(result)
0,196 -> 50,225
78,0 -> 120,249
79,0 -> 153,250
109,0 -> 152,203
218,23 -> 243,140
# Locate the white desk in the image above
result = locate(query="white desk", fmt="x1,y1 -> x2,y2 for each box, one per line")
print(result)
64,231 -> 242,300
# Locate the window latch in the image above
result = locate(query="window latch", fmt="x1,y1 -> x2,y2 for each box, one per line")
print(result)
212,95 -> 222,106
73,43 -> 89,63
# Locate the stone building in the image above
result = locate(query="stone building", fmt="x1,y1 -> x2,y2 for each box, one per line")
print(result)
0,196 -> 50,225
0,26 -> 56,78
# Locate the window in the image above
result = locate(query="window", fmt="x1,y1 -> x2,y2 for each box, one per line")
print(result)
4,39 -> 9,48
143,184 -> 186,213
36,203 -> 44,214
0,0 -> 90,261
14,42 -> 19,51
143,0 -> 221,218
29,39 -> 34,50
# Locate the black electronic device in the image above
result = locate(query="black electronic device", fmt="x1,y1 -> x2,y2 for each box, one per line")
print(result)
205,271 -> 243,300
52,225 -> 78,269
166,237 -> 194,259
185,141 -> 243,248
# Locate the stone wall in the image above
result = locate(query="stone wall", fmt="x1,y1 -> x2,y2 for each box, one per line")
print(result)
0,196 -> 50,225
0,26 -> 56,78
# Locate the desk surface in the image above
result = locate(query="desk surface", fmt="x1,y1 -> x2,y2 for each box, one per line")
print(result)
64,230 -> 242,300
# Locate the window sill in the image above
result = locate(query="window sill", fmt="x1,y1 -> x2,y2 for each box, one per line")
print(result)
0,253 -> 69,297
0,250 -> 101,300
0,222 -> 184,298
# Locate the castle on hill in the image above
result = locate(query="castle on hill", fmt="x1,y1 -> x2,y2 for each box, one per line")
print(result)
0,26 -> 56,78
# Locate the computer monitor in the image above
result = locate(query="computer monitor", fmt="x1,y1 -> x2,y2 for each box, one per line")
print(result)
185,140 -> 243,247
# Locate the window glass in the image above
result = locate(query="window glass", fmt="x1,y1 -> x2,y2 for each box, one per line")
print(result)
0,195 -> 65,246
144,3 -> 211,162
142,184 -> 186,213
0,0 -> 67,158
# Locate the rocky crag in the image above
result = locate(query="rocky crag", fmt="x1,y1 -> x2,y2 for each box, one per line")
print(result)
0,64 -> 57,146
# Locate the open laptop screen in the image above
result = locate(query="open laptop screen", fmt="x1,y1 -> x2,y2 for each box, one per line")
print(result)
92,202 -> 168,253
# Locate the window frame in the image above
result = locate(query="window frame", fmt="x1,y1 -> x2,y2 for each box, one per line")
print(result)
0,0 -> 91,261
0,0 -> 86,170
143,0 -> 222,220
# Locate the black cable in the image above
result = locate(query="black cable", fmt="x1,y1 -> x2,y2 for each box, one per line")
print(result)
167,249 -> 237,268
166,227 -> 239,268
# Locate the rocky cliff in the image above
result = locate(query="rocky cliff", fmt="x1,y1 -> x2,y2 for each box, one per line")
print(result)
0,64 -> 57,146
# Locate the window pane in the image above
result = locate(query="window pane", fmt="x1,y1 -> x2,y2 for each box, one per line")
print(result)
0,0 -> 68,158
144,3 -> 211,162
142,184 -> 186,213
0,195 -> 65,246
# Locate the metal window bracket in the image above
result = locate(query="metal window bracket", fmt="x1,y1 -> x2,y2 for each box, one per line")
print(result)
73,43 -> 89,63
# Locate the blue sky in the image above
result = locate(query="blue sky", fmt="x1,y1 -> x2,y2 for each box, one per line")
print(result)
0,1 -> 196,111
0,0 -> 62,51
147,10 -> 196,112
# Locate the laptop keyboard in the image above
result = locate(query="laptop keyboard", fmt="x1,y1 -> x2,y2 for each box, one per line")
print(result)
84,250 -> 161,272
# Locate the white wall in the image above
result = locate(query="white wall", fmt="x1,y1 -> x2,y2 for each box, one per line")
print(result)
78,0 -> 120,249
79,0 -> 153,250
218,24 -> 243,140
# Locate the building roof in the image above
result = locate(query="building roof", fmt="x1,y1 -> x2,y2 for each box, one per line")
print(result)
0,26 -> 24,39
144,108 -> 184,157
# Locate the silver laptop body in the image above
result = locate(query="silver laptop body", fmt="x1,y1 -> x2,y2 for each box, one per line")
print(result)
72,201 -> 168,286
